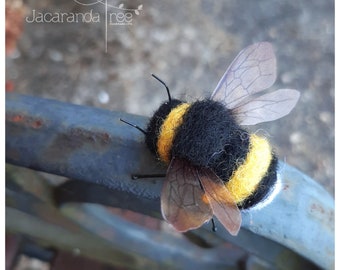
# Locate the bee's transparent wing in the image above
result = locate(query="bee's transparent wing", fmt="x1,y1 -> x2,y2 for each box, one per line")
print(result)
211,42 -> 300,125
234,89 -> 300,125
211,42 -> 277,109
161,158 -> 213,232
199,168 -> 241,236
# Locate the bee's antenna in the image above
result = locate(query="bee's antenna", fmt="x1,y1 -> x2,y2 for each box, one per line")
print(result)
151,74 -> 172,102
120,118 -> 147,135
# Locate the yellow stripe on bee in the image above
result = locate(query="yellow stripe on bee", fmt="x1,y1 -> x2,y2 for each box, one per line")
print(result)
157,103 -> 191,164
226,134 -> 272,204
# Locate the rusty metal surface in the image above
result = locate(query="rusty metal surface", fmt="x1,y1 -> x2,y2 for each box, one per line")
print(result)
6,93 -> 334,269
6,93 -> 165,198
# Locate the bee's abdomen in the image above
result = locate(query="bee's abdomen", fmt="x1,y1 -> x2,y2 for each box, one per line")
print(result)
238,155 -> 278,209
226,134 -> 278,209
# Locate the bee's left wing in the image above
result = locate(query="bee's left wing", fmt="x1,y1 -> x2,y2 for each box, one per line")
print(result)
211,42 -> 277,110
198,168 -> 241,236
210,42 -> 300,125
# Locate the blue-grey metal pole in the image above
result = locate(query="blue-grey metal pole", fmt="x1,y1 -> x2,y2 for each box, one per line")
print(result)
6,93 -> 334,269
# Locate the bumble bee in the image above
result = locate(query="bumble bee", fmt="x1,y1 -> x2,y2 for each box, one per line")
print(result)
121,42 -> 300,235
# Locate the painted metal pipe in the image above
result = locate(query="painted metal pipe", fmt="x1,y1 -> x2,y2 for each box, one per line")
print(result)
6,93 -> 334,269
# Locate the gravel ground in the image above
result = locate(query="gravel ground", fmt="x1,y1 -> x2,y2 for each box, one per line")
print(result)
6,0 -> 334,196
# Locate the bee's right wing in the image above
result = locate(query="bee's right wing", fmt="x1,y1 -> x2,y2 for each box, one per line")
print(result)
161,158 -> 213,232
198,168 -> 241,236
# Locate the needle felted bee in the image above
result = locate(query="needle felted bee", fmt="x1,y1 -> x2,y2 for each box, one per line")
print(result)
121,42 -> 300,236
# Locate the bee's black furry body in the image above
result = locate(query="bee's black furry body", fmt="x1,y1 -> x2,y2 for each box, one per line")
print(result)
145,99 -> 278,209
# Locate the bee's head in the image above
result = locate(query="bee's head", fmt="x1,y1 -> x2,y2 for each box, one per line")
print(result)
145,99 -> 183,156
121,74 -> 187,159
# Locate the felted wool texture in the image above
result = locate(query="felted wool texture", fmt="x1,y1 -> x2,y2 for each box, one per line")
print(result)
171,99 -> 250,182
240,156 -> 278,209
145,99 -> 183,156
157,103 -> 191,163
145,98 -> 277,209
226,134 -> 273,205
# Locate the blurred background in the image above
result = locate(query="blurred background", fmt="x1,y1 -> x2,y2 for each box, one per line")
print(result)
6,0 -> 334,269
